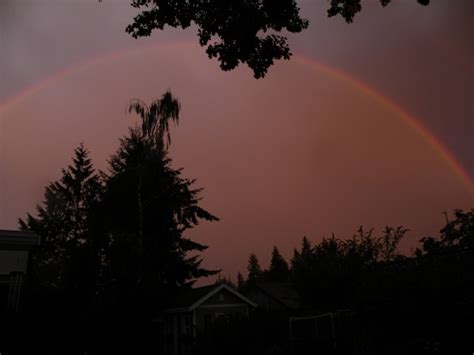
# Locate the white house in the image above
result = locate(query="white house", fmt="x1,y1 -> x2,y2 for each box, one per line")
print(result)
0,229 -> 40,312
162,283 -> 257,355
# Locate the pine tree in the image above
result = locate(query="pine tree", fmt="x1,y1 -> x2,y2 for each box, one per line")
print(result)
247,253 -> 262,284
301,236 -> 312,259
19,144 -> 103,311
103,132 -> 219,310
267,246 -> 289,282
290,237 -> 313,295
237,272 -> 245,291
290,248 -> 300,273
215,274 -> 235,288
291,237 -> 312,276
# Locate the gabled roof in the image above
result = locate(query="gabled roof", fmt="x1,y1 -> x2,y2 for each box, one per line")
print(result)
0,230 -> 40,250
166,283 -> 257,312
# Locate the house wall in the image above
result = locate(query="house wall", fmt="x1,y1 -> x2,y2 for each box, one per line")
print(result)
0,249 -> 29,313
164,312 -> 194,355
194,304 -> 248,332
165,313 -> 193,337
0,250 -> 29,275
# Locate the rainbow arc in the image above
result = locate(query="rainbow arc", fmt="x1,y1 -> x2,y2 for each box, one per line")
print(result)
1,42 -> 472,196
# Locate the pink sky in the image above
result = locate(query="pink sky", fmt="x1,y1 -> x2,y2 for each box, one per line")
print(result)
1,1 -> 473,279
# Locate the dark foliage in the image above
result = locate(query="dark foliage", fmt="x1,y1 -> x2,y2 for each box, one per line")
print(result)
328,0 -> 430,23
126,0 -> 429,78
266,246 -> 290,282
236,271 -> 245,291
238,213 -> 473,354
214,274 -> 235,288
19,144 -> 104,315
247,252 -> 263,284
101,129 -> 219,314
18,92 -> 219,322
126,0 -> 308,78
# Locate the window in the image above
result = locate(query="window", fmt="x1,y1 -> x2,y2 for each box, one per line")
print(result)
215,312 -> 232,324
215,312 -> 226,320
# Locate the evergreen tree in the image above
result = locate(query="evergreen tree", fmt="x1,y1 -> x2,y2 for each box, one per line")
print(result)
237,272 -> 245,291
291,236 -> 312,276
215,274 -> 236,288
19,144 -> 103,312
247,253 -> 262,284
290,236 -> 314,307
101,92 -> 219,314
301,236 -> 312,259
267,246 -> 289,282
290,248 -> 300,273
18,93 -> 220,319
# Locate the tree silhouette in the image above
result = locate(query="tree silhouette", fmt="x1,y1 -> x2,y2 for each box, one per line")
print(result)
126,0 -> 308,79
237,213 -> 471,353
19,144 -> 103,313
247,253 -> 262,284
237,272 -> 245,291
290,236 -> 312,276
128,91 -> 181,150
402,212 -> 473,353
327,0 -> 430,23
266,246 -> 289,282
286,229 -> 410,309
101,92 -> 218,315
126,91 -> 181,280
126,0 -> 429,78
18,93 -> 219,321
419,209 -> 474,254
215,274 -> 236,288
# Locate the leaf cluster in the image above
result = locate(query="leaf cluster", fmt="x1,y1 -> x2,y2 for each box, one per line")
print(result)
126,0 -> 308,78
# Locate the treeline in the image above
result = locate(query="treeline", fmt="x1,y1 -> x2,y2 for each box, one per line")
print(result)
236,215 -> 474,352
18,92 -> 218,323
237,226 -> 407,305
8,91 -> 472,352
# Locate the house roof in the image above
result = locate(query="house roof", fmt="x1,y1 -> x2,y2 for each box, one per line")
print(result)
0,230 -> 40,250
251,282 -> 300,310
165,283 -> 257,312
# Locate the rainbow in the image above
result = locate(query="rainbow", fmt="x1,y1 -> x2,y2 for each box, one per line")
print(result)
1,42 -> 473,196
295,55 -> 474,196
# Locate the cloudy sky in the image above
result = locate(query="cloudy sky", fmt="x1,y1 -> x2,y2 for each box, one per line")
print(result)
1,0 -> 473,278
